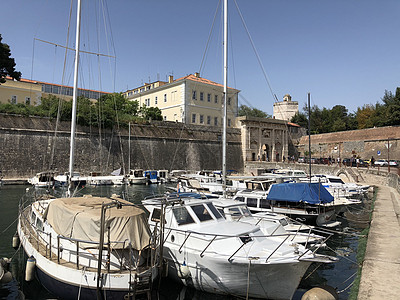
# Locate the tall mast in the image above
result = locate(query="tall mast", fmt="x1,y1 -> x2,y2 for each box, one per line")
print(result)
68,0 -> 82,192
308,92 -> 311,183
222,0 -> 228,197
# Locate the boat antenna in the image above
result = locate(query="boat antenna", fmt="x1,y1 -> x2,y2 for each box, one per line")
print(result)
222,0 -> 228,197
68,0 -> 82,195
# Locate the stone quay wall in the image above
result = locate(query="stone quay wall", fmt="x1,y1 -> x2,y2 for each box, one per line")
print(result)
297,126 -> 400,161
0,114 -> 243,178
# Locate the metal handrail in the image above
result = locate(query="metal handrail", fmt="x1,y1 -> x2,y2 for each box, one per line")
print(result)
178,232 -> 192,253
265,235 -> 290,262
200,236 -> 217,258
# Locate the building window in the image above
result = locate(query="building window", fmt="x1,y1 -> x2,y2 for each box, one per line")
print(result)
200,92 -> 204,101
11,95 -> 17,104
214,95 -> 218,103
164,116 -> 167,121
155,96 -> 158,104
192,90 -> 197,100
228,119 -> 231,127
207,93 -> 211,102
192,114 -> 196,123
164,94 -> 167,102
25,97 -> 31,105
200,115 -> 204,124
207,116 -> 211,125
228,97 -> 231,105
214,117 -> 218,126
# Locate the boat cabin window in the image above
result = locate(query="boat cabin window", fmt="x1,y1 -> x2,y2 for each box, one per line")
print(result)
31,211 -> 36,224
246,198 -> 258,208
150,208 -> 166,224
259,199 -> 271,209
205,203 -> 223,219
191,204 -> 213,222
227,207 -> 241,220
36,218 -> 44,231
173,206 -> 195,225
217,208 -> 225,218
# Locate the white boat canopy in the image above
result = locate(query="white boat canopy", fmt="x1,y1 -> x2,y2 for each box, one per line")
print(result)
43,195 -> 151,250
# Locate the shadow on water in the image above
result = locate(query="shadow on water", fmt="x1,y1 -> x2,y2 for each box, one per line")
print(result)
0,184 -> 372,299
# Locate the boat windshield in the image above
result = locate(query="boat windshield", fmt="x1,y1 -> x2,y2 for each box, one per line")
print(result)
205,203 -> 223,219
279,218 -> 289,226
329,178 -> 345,184
191,204 -> 213,222
173,206 -> 195,226
240,206 -> 252,217
227,207 -> 241,220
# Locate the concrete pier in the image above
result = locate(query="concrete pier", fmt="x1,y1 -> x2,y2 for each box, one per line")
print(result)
358,185 -> 400,299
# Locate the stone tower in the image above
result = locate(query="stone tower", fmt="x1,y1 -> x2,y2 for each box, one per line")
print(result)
273,94 -> 299,121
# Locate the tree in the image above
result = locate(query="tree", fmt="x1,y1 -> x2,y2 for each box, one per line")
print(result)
0,34 -> 21,83
238,105 -> 270,118
356,104 -> 375,129
290,112 -> 308,128
142,106 -> 162,121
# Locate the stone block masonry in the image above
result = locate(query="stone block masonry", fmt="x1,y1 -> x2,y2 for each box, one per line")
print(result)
0,114 -> 243,178
297,126 -> 400,160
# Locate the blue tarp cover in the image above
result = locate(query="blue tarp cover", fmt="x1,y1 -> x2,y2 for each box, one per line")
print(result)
266,182 -> 334,204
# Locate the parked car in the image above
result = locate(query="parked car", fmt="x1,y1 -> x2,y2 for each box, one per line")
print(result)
342,158 -> 368,167
374,159 -> 388,167
298,157 -> 305,163
389,160 -> 399,167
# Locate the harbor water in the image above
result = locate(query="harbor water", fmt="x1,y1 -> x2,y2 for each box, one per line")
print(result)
0,184 -> 372,299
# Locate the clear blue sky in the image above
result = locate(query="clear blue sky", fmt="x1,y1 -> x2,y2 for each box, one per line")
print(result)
2,0 -> 400,115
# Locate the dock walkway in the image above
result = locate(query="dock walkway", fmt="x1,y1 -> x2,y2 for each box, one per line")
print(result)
358,185 -> 400,299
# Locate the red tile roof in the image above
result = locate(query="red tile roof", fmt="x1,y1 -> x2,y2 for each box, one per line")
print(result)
287,122 -> 301,127
174,74 -> 238,90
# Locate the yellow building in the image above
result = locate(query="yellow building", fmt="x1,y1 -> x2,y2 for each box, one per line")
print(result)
0,77 -> 109,105
123,72 -> 239,127
0,77 -> 42,105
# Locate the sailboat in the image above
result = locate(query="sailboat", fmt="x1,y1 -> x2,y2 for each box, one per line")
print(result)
16,1 -> 159,299
142,1 -> 336,299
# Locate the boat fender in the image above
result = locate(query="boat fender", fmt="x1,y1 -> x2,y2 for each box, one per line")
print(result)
178,261 -> 190,279
25,256 -> 36,282
12,233 -> 20,249
0,257 -> 11,269
0,270 -> 13,284
301,285 -> 338,300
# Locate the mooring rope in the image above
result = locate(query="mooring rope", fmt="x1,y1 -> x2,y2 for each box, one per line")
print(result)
336,271 -> 357,293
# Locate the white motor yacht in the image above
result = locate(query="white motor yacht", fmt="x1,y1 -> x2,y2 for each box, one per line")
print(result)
142,192 -> 336,299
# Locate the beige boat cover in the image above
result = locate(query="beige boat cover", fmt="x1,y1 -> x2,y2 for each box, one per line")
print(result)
43,195 -> 151,250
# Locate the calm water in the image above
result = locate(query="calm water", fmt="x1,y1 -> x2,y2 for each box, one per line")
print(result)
0,184 -> 370,299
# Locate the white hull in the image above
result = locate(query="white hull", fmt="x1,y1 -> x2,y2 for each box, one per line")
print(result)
17,222 -> 151,300
129,177 -> 147,185
163,240 -> 311,299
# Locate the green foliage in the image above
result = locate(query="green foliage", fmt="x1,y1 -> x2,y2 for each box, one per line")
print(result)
290,104 -> 357,134
238,105 -> 270,118
0,92 -> 161,128
0,34 -> 21,83
143,106 -> 163,121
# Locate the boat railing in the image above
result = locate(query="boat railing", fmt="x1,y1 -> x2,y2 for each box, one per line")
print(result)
20,209 -> 147,271
153,224 -> 319,262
